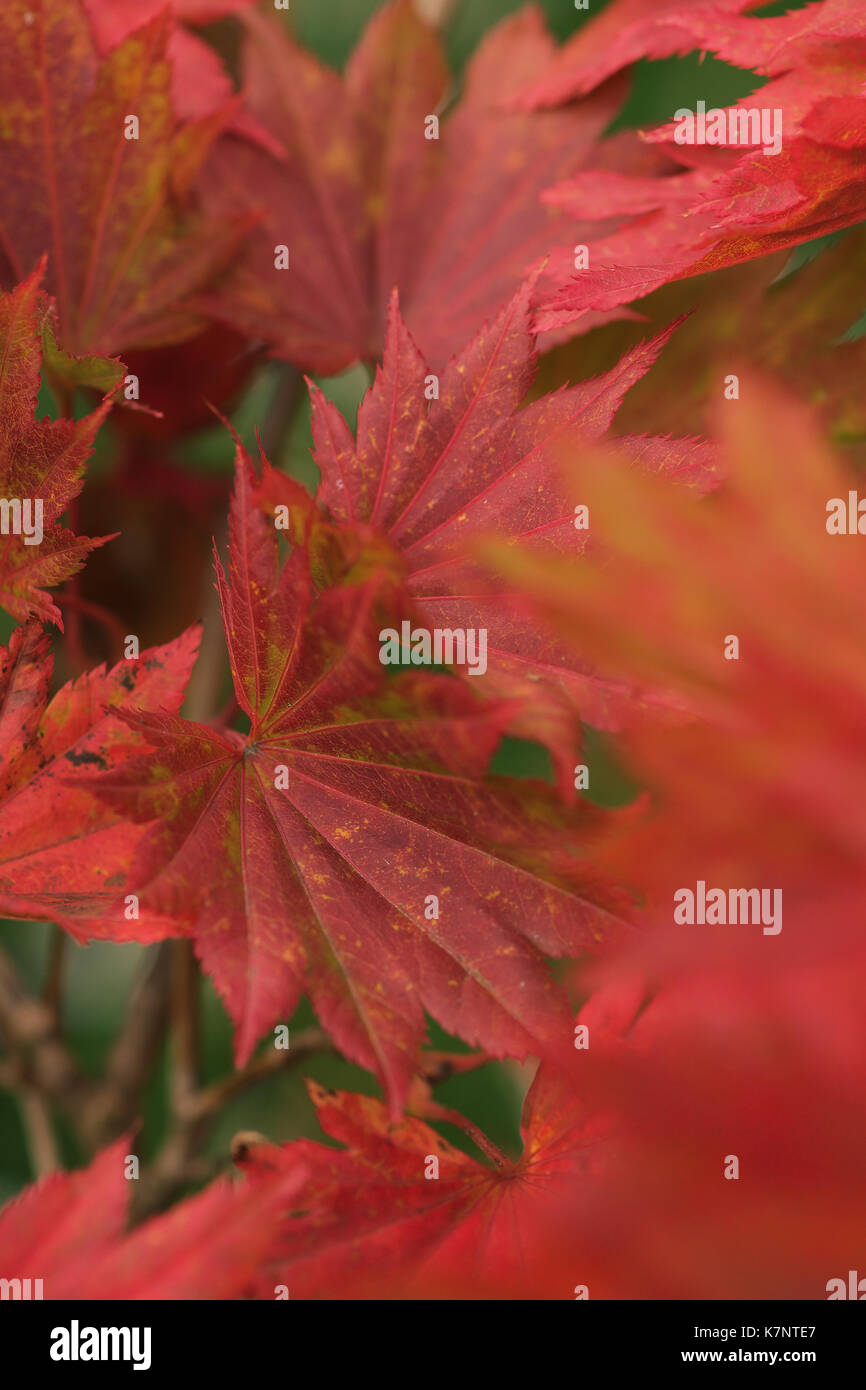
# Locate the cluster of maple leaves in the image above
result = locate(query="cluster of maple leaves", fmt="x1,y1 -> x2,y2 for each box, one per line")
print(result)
0,0 -> 865,1300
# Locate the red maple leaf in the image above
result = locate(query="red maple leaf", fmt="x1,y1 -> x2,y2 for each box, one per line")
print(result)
533,0 -> 866,331
234,1061 -> 602,1299
0,0 -> 249,357
82,0 -> 276,143
540,225 -> 866,446
487,376 -> 866,899
239,916 -> 866,1299
200,0 -> 635,374
0,1136 -> 306,1300
87,0 -> 254,39
620,0 -> 866,170
259,275 -> 717,787
514,0 -> 764,108
544,922 -> 866,1299
229,938 -> 866,1301
518,0 -> 866,112
479,371 -> 866,1289
0,618 -> 199,933
0,267 -> 118,627
83,445 -> 636,1110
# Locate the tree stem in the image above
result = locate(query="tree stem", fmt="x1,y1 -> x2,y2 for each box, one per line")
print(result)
19,1090 -> 60,1176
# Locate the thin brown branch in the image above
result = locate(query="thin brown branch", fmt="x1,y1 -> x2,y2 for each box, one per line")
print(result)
132,1025 -> 334,1220
129,941 -> 203,1221
426,1103 -> 513,1170
0,946 -> 96,1125
189,1026 -> 332,1121
41,926 -> 66,1025
80,942 -> 174,1147
18,1090 -> 61,1177
134,1039 -> 492,1214
170,940 -> 201,1112
131,1119 -> 214,1222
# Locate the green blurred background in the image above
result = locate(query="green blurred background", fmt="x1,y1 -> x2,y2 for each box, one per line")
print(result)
0,0 -> 809,1204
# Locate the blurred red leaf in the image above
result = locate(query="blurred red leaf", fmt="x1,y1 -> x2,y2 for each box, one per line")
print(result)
200,0 -> 636,373
476,372 -> 866,1294
0,1136 -> 306,1300
547,921 -> 866,1299
487,376 -> 866,896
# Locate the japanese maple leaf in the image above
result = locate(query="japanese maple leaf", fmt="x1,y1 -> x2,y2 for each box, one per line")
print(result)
0,619 -> 199,933
533,0 -> 866,331
0,0 -> 248,357
87,0 -> 254,40
538,225 -> 866,446
242,921 -> 866,1300
481,382 -> 866,1295
487,377 -> 866,899
515,0 -> 763,108
269,274 -> 718,787
477,370 -> 866,1298
0,267 -> 117,627
0,1136 -> 306,1300
233,1063 -> 603,1299
200,0 -> 632,374
82,0 -> 275,142
517,0 -> 866,109
89,445 -> 636,1111
543,916 -> 866,1299
635,1 -> 866,176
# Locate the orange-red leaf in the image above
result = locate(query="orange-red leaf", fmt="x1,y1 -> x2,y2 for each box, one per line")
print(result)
0,0 -> 248,357
515,0 -> 763,108
534,0 -> 866,331
234,1064 -> 599,1298
487,377 -> 866,897
0,267 -> 116,626
0,618 -> 199,934
296,276 -> 718,785
0,1136 -> 306,1300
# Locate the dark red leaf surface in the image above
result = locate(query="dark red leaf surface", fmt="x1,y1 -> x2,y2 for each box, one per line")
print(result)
235,1063 -> 599,1298
282,276 -> 717,782
0,618 -> 199,933
86,445 -> 636,1110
